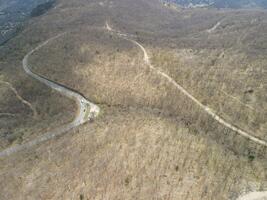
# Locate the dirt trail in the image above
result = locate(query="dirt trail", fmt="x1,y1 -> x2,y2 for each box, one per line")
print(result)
0,113 -> 17,117
0,33 -> 99,158
105,21 -> 267,147
105,22 -> 267,200
207,20 -> 222,33
219,89 -> 256,111
0,80 -> 38,118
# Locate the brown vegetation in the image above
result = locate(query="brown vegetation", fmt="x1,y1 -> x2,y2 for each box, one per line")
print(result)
0,0 -> 266,199
0,107 -> 266,200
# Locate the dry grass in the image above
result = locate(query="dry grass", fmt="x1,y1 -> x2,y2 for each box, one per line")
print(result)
0,42 -> 76,150
28,26 -> 267,159
150,47 -> 267,140
0,0 -> 267,199
0,107 -> 266,200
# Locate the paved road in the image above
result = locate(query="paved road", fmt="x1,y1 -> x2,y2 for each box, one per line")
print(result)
0,33 -> 99,158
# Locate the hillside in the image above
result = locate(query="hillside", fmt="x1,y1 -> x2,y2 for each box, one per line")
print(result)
0,0 -> 266,199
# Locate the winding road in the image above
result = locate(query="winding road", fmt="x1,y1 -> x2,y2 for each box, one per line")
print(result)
0,33 -> 99,158
0,19 -> 265,199
105,21 -> 267,148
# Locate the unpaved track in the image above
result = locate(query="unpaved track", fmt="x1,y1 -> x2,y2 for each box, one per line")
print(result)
219,89 -> 256,111
0,33 -> 99,158
207,20 -> 222,33
105,22 -> 267,148
0,80 -> 38,118
105,22 -> 267,200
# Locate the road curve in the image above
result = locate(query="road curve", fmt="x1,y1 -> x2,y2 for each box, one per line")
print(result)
0,33 -> 100,158
105,22 -> 267,148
